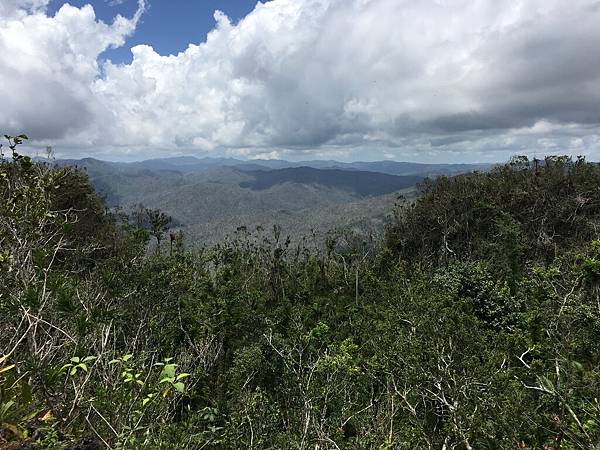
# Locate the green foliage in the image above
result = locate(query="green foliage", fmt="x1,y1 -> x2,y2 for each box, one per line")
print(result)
75,156 -> 411,247
155,358 -> 189,395
61,355 -> 97,376
1,143 -> 599,448
0,356 -> 35,441
144,208 -> 171,250
386,155 -> 600,272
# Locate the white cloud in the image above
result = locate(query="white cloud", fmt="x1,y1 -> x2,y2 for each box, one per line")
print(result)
0,0 -> 145,142
1,0 -> 600,162
0,0 -> 49,19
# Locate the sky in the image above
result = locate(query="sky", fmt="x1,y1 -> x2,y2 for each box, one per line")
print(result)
45,0 -> 262,65
1,0 -> 599,163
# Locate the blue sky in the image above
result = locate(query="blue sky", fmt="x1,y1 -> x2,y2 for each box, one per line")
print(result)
47,0 -> 264,64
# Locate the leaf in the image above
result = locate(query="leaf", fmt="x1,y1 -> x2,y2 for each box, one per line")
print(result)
70,356 -> 80,363
23,410 -> 38,422
2,400 -> 15,412
176,373 -> 190,381
540,376 -> 555,392
1,400 -> 15,416
70,367 -> 77,376
0,363 -> 15,374
40,410 -> 54,422
173,382 -> 185,393
108,359 -> 121,365
83,356 -> 96,362
4,422 -> 23,439
122,354 -> 133,361
21,382 -> 32,404
78,363 -> 88,372
161,364 -> 177,379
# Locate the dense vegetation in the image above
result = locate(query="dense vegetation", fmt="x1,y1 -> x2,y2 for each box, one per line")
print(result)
1,137 -> 599,449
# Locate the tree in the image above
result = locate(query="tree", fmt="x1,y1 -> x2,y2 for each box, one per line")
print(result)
145,208 -> 171,251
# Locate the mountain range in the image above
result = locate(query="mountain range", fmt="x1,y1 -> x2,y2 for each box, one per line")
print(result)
64,155 -> 490,176
47,156 -> 491,245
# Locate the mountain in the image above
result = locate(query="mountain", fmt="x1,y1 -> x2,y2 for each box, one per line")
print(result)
40,156 -> 486,245
61,155 -> 490,176
243,159 -> 491,177
239,167 -> 422,196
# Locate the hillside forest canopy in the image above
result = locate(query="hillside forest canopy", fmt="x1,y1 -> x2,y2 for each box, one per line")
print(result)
1,135 -> 600,449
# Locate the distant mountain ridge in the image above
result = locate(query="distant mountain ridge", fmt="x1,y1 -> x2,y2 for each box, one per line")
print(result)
44,155 -> 490,177
37,155 -> 489,245
239,167 -> 423,196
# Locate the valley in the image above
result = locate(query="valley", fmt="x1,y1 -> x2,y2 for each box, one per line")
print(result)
51,156 -> 488,244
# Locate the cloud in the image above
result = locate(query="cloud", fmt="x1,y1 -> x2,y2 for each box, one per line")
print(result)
0,0 -> 49,19
1,0 -> 600,162
0,0 -> 145,144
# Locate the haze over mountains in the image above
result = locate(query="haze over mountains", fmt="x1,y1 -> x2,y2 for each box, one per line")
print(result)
49,156 -> 491,245
74,156 -> 490,177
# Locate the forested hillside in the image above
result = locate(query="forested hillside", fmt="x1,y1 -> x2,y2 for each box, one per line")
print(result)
46,156 -> 488,246
55,159 -> 422,245
1,137 -> 599,449
53,156 -> 489,177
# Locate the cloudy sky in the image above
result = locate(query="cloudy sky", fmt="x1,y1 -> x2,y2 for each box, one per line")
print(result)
1,0 -> 599,162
